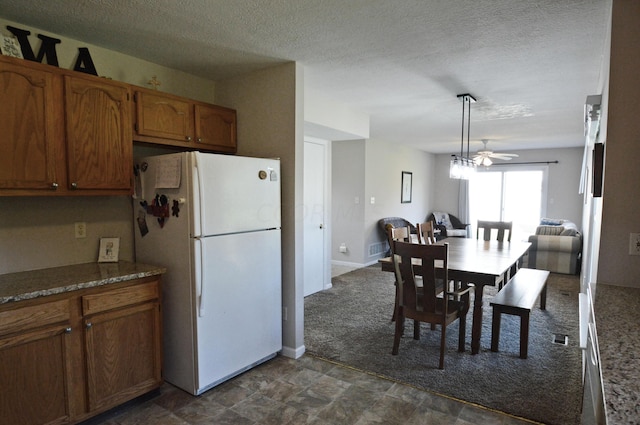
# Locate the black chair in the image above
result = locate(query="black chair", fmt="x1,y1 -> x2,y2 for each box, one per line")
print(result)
378,217 -> 417,255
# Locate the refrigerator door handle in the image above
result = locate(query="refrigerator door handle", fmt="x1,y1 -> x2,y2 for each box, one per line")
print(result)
194,152 -> 207,237
197,237 -> 206,317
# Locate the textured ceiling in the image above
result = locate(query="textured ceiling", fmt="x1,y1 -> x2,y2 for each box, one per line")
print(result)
0,0 -> 611,154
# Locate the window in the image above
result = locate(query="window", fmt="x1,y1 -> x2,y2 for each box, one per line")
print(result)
469,166 -> 548,241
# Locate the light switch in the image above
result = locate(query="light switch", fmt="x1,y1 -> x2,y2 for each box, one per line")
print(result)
370,197 -> 375,204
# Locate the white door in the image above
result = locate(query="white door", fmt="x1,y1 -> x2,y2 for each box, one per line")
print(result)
303,140 -> 326,296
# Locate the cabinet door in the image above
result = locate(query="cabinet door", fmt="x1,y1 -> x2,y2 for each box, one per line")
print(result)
135,90 -> 194,143
0,325 -> 73,425
194,103 -> 237,153
0,58 -> 62,192
64,75 -> 132,192
84,302 -> 162,413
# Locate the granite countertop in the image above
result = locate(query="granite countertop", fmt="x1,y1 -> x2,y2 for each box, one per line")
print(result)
0,261 -> 166,305
594,284 -> 640,424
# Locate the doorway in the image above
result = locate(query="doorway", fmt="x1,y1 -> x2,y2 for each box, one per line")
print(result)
303,139 -> 330,296
469,166 -> 548,241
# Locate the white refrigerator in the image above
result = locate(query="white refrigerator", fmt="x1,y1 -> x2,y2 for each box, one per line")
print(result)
133,151 -> 282,395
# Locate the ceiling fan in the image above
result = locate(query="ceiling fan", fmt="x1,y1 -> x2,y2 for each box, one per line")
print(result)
473,140 -> 518,166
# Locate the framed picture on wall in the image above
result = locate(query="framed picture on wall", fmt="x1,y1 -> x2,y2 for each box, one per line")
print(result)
592,143 -> 604,197
401,171 -> 412,203
98,237 -> 120,263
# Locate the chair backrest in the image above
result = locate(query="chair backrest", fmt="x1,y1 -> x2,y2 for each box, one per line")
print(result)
416,221 -> 436,244
477,220 -> 512,242
392,240 -> 448,314
386,224 -> 411,254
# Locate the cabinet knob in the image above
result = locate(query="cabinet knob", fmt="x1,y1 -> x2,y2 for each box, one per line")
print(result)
186,136 -> 192,142
51,182 -> 59,189
65,327 -> 72,334
86,322 -> 92,329
197,138 -> 202,143
71,182 -> 78,189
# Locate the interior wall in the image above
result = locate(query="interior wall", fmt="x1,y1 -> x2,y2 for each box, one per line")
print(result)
330,138 -> 436,267
331,140 -> 366,266
432,147 -> 585,228
0,17 -> 219,274
215,62 -> 305,357
597,0 -> 640,288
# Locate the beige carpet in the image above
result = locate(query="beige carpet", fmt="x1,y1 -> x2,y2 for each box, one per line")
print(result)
304,265 -> 582,425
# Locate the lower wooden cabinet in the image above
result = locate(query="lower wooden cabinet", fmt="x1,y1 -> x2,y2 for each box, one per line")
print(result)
0,276 -> 162,425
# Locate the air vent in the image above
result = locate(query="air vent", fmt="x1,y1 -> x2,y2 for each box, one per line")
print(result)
553,334 -> 568,345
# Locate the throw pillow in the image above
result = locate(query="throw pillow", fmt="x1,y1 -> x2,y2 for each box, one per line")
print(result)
433,212 -> 453,230
540,218 -> 564,226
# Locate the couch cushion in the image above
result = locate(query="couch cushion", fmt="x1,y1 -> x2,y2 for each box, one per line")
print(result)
447,229 -> 468,237
536,225 -> 565,236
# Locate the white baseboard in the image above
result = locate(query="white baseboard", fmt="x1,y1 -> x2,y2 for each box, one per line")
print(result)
331,259 -> 363,268
281,344 -> 305,359
331,259 -> 382,268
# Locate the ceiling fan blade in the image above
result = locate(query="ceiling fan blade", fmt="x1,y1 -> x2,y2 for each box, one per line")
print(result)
489,153 -> 519,159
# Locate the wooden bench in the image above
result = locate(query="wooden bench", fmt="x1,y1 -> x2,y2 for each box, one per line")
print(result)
490,268 -> 550,359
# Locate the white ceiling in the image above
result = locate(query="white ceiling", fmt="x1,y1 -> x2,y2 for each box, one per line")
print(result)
0,0 -> 611,154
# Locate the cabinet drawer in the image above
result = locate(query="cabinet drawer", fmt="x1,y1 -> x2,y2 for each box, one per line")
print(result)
0,299 -> 70,335
82,281 -> 159,315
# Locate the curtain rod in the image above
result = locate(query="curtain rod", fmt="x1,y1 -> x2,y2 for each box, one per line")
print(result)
489,160 -> 559,166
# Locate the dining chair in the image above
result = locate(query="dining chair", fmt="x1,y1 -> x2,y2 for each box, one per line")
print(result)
386,224 -> 415,322
477,220 -> 513,242
391,240 -> 474,369
416,221 -> 436,244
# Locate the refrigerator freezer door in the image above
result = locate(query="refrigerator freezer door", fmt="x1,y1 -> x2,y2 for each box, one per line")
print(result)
192,152 -> 281,237
194,229 -> 282,394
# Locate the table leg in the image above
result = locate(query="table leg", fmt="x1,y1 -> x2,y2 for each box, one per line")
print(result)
471,283 -> 484,354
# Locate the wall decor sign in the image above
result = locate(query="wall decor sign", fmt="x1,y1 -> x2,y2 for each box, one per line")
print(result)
4,25 -> 97,75
401,171 -> 412,203
0,35 -> 23,58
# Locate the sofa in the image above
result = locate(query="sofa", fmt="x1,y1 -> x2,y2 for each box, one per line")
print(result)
527,218 -> 582,275
427,212 -> 469,239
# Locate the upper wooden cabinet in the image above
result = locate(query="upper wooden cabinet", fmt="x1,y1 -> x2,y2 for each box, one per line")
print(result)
0,55 -> 133,196
133,87 -> 237,153
0,57 -> 63,192
64,75 -> 132,191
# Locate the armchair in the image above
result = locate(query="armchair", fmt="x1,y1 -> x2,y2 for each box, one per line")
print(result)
527,219 -> 582,275
427,212 -> 469,239
378,217 -> 417,256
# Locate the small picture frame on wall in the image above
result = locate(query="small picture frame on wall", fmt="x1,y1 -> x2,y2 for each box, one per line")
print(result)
98,237 -> 120,263
401,171 -> 412,203
592,143 -> 604,197
0,35 -> 23,58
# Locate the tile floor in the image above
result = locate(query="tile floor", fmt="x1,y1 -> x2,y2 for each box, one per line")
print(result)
82,355 -> 535,425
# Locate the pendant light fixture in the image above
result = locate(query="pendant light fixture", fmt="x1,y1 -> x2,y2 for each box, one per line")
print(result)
449,93 -> 477,179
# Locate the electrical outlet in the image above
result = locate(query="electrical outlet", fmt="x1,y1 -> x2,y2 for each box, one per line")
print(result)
75,222 -> 87,238
629,233 -> 640,255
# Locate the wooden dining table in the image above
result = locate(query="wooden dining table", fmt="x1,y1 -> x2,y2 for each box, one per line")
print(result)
379,237 -> 531,355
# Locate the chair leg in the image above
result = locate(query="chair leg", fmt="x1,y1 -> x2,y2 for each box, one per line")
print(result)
413,320 -> 420,340
439,323 -> 446,369
458,314 -> 466,352
392,309 -> 404,355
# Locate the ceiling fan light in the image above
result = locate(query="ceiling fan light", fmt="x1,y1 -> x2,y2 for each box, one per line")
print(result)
482,157 -> 492,166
